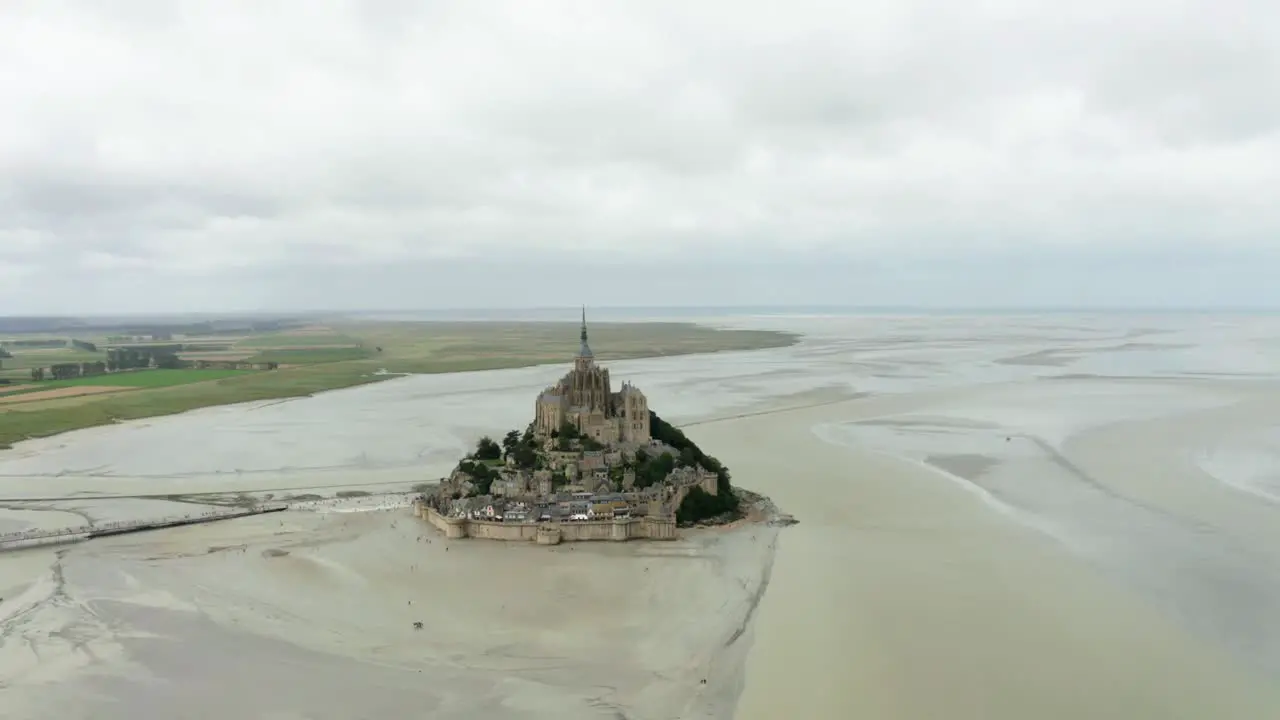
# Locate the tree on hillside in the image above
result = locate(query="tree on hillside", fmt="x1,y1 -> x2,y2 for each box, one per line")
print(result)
650,409 -> 740,516
679,446 -> 698,468
677,486 -> 737,524
512,443 -> 538,470
457,459 -> 498,494
474,436 -> 502,461
557,421 -> 579,439
633,451 -> 675,488
554,424 -> 578,450
501,430 -> 520,458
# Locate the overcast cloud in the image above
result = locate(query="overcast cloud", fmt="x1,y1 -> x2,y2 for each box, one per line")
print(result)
2,0 -> 1278,313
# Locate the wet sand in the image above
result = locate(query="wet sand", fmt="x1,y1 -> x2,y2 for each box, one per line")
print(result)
4,313 -> 1280,718
1,494 -> 776,719
696,395 -> 1280,719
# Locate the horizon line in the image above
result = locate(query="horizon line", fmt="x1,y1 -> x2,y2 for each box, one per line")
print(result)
4,304 -> 1280,320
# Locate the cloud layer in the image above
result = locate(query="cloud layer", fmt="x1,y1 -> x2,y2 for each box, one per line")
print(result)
2,1 -> 1277,311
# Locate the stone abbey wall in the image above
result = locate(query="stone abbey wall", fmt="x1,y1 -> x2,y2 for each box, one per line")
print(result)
416,502 -> 675,544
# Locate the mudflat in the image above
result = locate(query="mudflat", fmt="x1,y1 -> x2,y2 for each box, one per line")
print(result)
3,313 -> 1280,718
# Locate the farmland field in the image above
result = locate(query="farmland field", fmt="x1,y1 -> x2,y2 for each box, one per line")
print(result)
242,347 -> 371,364
0,369 -> 253,401
177,352 -> 255,361
34,368 -> 251,389
0,385 -> 132,405
0,320 -> 797,448
0,348 -> 105,371
234,330 -> 362,348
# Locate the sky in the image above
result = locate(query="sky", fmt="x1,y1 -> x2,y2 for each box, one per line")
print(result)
1,1 -> 1278,314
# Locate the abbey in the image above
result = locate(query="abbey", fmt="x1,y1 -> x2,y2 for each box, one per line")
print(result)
418,311 -> 747,543
533,310 -> 651,445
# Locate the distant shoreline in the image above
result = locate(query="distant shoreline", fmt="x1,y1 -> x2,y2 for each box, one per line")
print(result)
5,306 -> 1277,331
0,320 -> 799,450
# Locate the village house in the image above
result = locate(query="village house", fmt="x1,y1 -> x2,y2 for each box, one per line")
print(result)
503,505 -> 531,523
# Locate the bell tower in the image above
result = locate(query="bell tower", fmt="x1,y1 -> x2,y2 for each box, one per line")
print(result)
574,306 -> 594,372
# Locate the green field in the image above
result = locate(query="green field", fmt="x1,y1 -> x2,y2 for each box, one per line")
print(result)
243,347 -> 373,364
0,362 -> 379,447
0,320 -> 798,449
3,369 -> 250,392
0,348 -> 105,373
330,321 -> 796,374
233,332 -> 363,348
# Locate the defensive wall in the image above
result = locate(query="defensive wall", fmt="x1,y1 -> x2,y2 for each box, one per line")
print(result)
414,501 -> 676,545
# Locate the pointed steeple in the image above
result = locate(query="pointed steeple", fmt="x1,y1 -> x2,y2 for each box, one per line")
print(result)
577,306 -> 593,359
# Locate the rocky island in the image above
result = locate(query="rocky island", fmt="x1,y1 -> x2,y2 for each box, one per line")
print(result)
415,311 -> 745,544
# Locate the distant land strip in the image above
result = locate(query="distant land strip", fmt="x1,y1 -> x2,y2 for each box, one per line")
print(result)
0,320 -> 798,449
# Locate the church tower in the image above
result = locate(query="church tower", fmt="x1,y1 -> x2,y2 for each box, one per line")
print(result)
568,307 -> 611,414
531,306 -> 648,445
574,306 -> 594,372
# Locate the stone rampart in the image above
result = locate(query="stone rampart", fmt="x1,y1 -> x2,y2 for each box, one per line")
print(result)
417,502 -> 675,545
468,520 -> 540,541
419,502 -> 467,539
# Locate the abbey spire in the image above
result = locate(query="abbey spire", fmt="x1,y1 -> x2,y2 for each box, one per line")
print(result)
577,306 -> 593,360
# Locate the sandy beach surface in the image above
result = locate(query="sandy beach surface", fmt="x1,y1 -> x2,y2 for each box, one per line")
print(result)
4,313 -> 1280,718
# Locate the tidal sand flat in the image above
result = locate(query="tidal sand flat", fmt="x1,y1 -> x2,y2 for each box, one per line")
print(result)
1,503 -> 776,719
695,315 -> 1280,719
4,313 -> 1280,718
